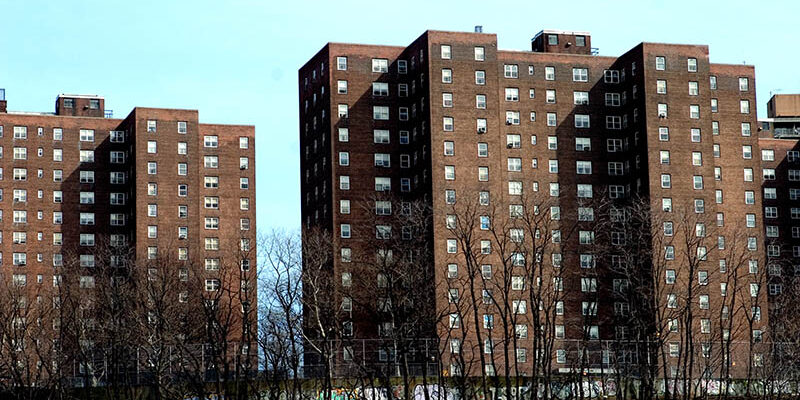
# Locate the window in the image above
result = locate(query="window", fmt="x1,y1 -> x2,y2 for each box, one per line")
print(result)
547,113 -> 558,126
201,155 -> 218,168
545,89 -> 556,103
572,68 -> 588,82
654,56 -> 666,70
576,161 -> 592,175
147,120 -> 157,133
110,214 -> 125,226
373,106 -> 389,120
739,77 -> 750,91
371,58 -> 388,73
608,162 -> 624,176
79,129 -> 94,142
693,176 -> 704,189
740,100 -> 750,114
372,82 -> 388,96
574,91 -> 589,105
739,122 -> 752,137
656,80 -> 667,94
604,69 -> 620,83
13,126 -> 27,139
575,137 -> 591,151
690,128 -> 701,142
545,66 -> 555,81
108,130 -> 125,143
334,56 -> 347,71
687,58 -> 697,72
79,150 -> 94,163
474,70 -> 485,85
692,152 -> 703,166
548,160 -> 558,173
660,151 -> 670,164
504,88 -> 519,101
658,103 -> 668,118
690,105 -> 700,119
474,46 -> 485,61
110,151 -> 125,163
478,166 -> 489,181
13,147 -> 26,160
504,64 -> 518,78
574,114 -> 590,128
606,116 -> 621,129
79,191 -> 95,204
607,139 -> 623,152
476,142 -> 489,157
444,165 -> 455,180
336,80 -> 348,94
605,92 -> 620,106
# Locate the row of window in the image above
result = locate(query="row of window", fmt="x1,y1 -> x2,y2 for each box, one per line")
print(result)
0,127 -> 123,141
0,146 -> 250,169
0,127 -> 250,150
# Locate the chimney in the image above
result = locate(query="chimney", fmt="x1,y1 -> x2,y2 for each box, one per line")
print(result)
0,88 -> 6,113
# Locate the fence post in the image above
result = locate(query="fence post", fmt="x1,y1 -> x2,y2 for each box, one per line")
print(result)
136,348 -> 140,385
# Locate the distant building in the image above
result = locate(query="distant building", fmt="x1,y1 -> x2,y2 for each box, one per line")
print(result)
0,91 -> 257,373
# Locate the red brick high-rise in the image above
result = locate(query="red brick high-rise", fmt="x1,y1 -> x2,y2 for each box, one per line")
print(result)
0,92 -> 256,368
299,29 -> 767,379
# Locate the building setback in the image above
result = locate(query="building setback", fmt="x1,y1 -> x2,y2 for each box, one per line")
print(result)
0,92 -> 256,352
299,29 -> 768,379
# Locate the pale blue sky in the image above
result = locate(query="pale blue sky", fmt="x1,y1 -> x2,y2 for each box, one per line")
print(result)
1,0 -> 797,231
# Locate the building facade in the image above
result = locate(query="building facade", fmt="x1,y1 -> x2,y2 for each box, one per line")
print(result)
759,94 -> 800,344
0,92 -> 256,380
299,29 -> 767,379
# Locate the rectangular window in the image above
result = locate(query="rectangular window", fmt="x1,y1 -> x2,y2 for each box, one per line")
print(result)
687,58 -> 697,72
574,114 -> 590,128
373,106 -> 389,120
474,47 -> 485,61
475,70 -> 485,85
371,58 -> 388,73
545,66 -> 555,81
572,68 -> 588,82
739,77 -> 750,91
503,64 -> 518,78
574,91 -> 589,105
604,70 -> 620,83
79,129 -> 94,142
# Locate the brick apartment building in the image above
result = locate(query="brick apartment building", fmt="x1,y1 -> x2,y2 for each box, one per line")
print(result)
759,94 -> 800,340
299,29 -> 768,379
0,91 -> 256,369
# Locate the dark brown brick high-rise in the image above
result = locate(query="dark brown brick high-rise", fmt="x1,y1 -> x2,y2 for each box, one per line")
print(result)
300,29 -> 768,381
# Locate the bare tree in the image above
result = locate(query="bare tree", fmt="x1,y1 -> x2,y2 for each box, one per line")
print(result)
259,229 -> 305,400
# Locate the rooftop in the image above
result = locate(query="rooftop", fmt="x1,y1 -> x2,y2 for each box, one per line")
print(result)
532,29 -> 591,41
57,93 -> 104,100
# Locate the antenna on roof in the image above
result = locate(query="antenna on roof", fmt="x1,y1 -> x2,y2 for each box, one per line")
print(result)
475,25 -> 483,33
